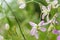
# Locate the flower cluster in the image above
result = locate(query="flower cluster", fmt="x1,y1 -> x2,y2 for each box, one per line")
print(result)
29,0 -> 59,39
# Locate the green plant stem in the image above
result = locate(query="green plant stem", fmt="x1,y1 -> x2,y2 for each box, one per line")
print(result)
3,0 -> 26,40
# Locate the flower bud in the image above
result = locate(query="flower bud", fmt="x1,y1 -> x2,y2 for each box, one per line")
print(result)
4,23 -> 9,30
18,0 -> 26,9
0,35 -> 4,40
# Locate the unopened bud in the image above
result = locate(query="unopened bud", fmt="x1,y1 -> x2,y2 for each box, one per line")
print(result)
5,23 -> 9,30
18,0 -> 26,9
0,35 -> 4,40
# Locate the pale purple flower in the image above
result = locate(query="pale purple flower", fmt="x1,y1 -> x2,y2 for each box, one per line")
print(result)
57,35 -> 60,40
38,21 -> 44,26
52,29 -> 59,34
52,29 -> 60,40
29,21 -> 46,39
58,30 -> 60,34
29,22 -> 38,39
30,27 -> 37,36
38,21 -> 46,32
30,27 -> 39,39
34,32 -> 39,39
29,22 -> 37,27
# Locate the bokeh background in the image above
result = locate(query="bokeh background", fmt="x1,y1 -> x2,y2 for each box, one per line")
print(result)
0,0 -> 60,40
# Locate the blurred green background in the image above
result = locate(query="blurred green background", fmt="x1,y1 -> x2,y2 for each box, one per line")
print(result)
0,0 -> 60,40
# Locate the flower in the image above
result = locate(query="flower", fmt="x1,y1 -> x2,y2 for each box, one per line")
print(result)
41,5 -> 51,19
18,0 -> 26,9
58,30 -> 60,34
57,35 -> 60,40
29,21 -> 46,39
52,29 -> 60,40
19,2 -> 26,9
46,0 -> 59,8
30,27 -> 38,39
51,0 -> 59,8
0,35 -> 4,40
52,29 -> 59,34
4,23 -> 9,30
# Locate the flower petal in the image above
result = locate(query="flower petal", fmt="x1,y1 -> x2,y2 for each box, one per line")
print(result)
29,22 -> 37,27
47,4 -> 51,12
19,2 -> 26,9
30,27 -> 37,35
40,27 -> 46,32
57,35 -> 60,40
58,30 -> 60,34
38,21 -> 44,26
53,0 -> 58,5
42,6 -> 47,10
52,29 -> 59,34
34,33 -> 39,39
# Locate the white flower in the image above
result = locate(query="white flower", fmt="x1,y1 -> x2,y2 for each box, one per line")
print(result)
0,0 -> 1,5
46,0 -> 50,3
19,2 -> 26,9
41,5 -> 51,19
51,0 -> 58,8
18,0 -> 26,9
4,23 -> 9,30
0,35 -> 4,40
49,0 -> 60,8
46,0 -> 59,8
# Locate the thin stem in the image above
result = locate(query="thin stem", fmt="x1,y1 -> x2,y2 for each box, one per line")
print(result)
46,13 -> 49,22
3,0 -> 26,40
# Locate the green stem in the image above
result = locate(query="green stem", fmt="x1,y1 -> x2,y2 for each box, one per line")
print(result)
3,0 -> 26,40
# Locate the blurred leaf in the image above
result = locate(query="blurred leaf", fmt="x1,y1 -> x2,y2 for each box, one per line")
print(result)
49,8 -> 58,19
34,0 -> 48,6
